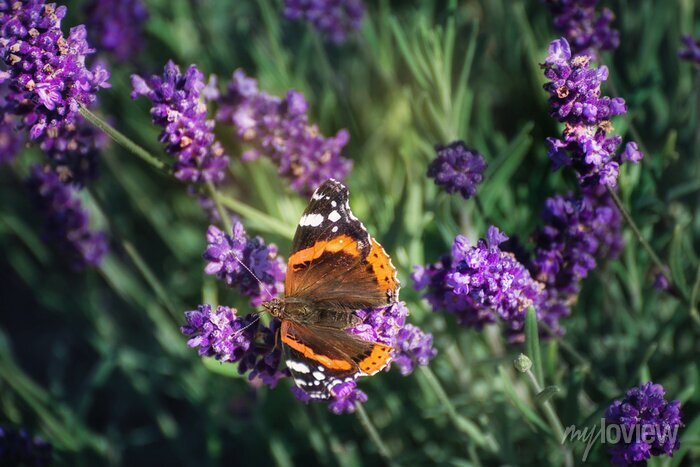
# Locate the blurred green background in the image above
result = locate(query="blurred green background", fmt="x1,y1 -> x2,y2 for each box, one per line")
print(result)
1,0 -> 699,465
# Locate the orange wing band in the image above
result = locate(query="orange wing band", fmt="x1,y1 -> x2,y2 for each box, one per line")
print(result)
281,322 -> 354,371
287,234 -> 360,271
367,238 -> 399,294
358,343 -> 392,375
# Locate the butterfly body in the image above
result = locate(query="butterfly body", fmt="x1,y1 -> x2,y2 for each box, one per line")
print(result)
262,179 -> 400,400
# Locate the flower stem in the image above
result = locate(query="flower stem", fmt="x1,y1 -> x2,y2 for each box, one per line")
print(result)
419,365 -> 493,450
354,402 -> 396,465
79,106 -> 168,173
206,181 -> 232,234
524,368 -> 574,467
215,192 -> 296,239
605,186 -> 687,303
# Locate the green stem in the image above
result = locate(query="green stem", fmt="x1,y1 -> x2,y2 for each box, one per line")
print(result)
525,368 -> 573,467
122,241 -> 180,322
215,192 -> 295,239
606,186 -> 687,303
206,181 -> 232,234
354,402 -> 396,466
419,365 -> 492,450
79,106 -> 168,173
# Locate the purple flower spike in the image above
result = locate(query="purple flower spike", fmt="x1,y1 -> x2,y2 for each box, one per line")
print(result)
181,304 -> 287,388
679,34 -> 700,65
414,227 -> 543,338
203,221 -> 286,307
217,69 -> 352,196
327,380 -> 367,415
606,382 -> 683,466
131,61 -> 229,184
392,324 -> 437,376
0,1 -> 110,139
544,0 -> 619,59
529,186 -> 622,335
39,117 -> 107,186
26,164 -> 108,269
85,0 -> 148,62
621,141 -> 643,163
349,301 -> 409,346
283,0 -> 364,44
652,272 -> 670,291
427,141 -> 486,199
542,37 -> 638,187
447,227 -> 544,332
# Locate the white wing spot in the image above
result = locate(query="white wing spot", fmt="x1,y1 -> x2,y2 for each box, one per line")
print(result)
288,361 -> 310,373
332,226 -> 338,233
328,210 -> 341,222
312,371 -> 326,381
295,379 -> 307,386
299,213 -> 324,227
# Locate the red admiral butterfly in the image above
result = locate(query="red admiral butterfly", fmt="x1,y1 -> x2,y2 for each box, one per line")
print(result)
263,179 -> 400,399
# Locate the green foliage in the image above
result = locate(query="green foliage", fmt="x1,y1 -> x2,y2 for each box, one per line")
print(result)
1,0 -> 699,465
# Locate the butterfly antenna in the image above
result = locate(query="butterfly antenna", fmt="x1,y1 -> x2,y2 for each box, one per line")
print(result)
228,252 -> 276,301
233,312 -> 262,335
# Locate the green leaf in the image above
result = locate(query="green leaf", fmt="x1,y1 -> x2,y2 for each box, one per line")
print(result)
670,225 -> 690,296
525,307 -> 544,387
498,366 -> 552,437
535,386 -> 561,404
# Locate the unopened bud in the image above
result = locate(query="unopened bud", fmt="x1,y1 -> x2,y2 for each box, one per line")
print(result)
513,353 -> 532,373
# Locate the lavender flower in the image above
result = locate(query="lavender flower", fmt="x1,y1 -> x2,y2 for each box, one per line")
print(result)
326,380 -> 367,414
605,382 -> 683,466
543,37 -> 642,187
652,272 -> 670,291
391,324 -> 437,376
349,301 -> 409,346
283,0 -> 364,44
181,304 -> 287,388
26,165 -> 108,269
529,187 -> 622,334
217,70 -> 351,195
544,0 -> 619,59
414,227 -> 543,338
131,61 -> 229,184
85,0 -> 148,62
427,141 -> 486,200
679,34 -> 700,65
0,426 -> 52,466
0,0 -> 110,139
39,117 -> 106,185
448,226 -> 544,330
203,222 -> 286,307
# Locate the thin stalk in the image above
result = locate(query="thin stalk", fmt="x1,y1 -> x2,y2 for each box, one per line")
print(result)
524,368 -> 574,467
606,186 -> 687,304
419,365 -> 492,450
79,106 -> 168,173
206,181 -> 232,234
216,192 -> 295,239
122,241 -> 180,321
354,402 -> 396,466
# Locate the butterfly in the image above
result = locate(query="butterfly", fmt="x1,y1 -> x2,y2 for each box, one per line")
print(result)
262,179 -> 400,400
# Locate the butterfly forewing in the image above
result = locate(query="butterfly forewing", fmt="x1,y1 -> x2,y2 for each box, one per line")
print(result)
285,179 -> 400,308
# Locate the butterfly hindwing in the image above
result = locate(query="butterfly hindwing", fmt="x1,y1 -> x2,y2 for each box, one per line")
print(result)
285,179 -> 400,309
281,320 -> 392,399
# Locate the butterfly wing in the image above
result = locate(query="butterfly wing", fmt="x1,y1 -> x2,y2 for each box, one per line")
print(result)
285,179 -> 400,312
281,320 -> 392,399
